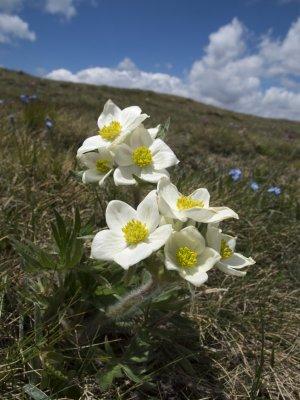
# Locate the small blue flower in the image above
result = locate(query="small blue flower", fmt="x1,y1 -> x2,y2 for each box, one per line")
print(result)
229,168 -> 242,182
45,117 -> 54,129
29,94 -> 38,101
20,94 -> 29,104
267,186 -> 281,196
250,181 -> 259,191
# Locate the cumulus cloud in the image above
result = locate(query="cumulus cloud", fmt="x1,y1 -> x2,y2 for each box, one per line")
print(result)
0,13 -> 36,43
47,61 -> 188,97
46,17 -> 300,121
45,0 -> 76,19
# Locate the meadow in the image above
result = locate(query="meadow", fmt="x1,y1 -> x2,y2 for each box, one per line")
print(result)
0,67 -> 299,400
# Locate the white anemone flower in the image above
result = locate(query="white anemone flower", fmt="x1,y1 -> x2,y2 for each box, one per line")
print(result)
206,225 -> 255,276
91,190 -> 172,269
164,226 -> 221,286
113,125 -> 179,185
78,148 -> 114,186
157,178 -> 238,223
77,99 -> 149,155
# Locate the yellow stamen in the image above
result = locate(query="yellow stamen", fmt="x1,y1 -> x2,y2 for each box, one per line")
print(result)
176,246 -> 198,268
132,146 -> 152,167
220,239 -> 233,259
177,196 -> 204,210
122,219 -> 149,245
99,121 -> 122,141
95,159 -> 110,173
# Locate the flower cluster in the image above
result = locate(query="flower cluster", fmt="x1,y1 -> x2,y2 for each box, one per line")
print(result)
77,100 -> 255,287
77,100 -> 178,186
229,167 -> 281,195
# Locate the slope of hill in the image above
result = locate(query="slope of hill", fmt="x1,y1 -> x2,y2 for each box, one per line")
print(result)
0,68 -> 299,399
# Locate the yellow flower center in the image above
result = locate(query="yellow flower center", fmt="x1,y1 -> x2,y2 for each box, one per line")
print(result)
177,196 -> 204,210
95,159 -> 110,173
99,121 -> 122,141
176,246 -> 198,268
132,146 -> 152,167
122,219 -> 149,245
220,239 -> 233,259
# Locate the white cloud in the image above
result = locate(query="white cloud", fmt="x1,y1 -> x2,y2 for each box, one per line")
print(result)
0,0 -> 23,13
0,13 -> 36,43
46,17 -> 300,121
45,0 -> 76,19
47,61 -> 188,97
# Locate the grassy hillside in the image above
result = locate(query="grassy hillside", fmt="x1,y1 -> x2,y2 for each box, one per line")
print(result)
0,67 -> 299,399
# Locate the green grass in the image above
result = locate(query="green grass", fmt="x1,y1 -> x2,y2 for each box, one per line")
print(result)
0,67 -> 299,399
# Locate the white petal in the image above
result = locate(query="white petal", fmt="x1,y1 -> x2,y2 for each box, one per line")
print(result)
148,224 -> 173,252
120,106 -> 148,131
106,200 -> 137,232
137,190 -> 160,232
140,168 -> 169,183
113,242 -> 153,269
79,152 -> 101,169
91,230 -> 126,261
129,125 -> 153,148
206,225 -> 222,252
113,166 -> 139,186
191,188 -> 210,207
195,247 -> 221,272
82,169 -> 104,183
114,143 -> 133,166
217,262 -> 247,277
179,270 -> 208,287
207,207 -> 239,222
184,208 -> 218,223
157,177 -> 180,209
164,256 -> 180,271
148,125 -> 160,139
77,135 -> 108,155
151,139 -> 179,169
97,99 -> 121,127
223,253 -> 255,269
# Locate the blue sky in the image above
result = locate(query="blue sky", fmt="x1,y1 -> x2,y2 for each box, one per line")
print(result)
0,0 -> 300,120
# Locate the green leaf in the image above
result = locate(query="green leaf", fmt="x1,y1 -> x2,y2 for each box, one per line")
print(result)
23,384 -> 51,400
156,117 -> 170,140
121,364 -> 143,384
98,364 -> 123,390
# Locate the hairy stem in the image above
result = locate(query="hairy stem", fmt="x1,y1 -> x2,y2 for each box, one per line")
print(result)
107,275 -> 157,318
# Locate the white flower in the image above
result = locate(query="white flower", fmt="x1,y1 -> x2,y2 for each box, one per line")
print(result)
78,148 -> 114,186
157,178 -> 238,223
91,190 -> 172,269
206,225 -> 255,276
113,125 -> 179,185
77,99 -> 149,155
164,226 -> 220,286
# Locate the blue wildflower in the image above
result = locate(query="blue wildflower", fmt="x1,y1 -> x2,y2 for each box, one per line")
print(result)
45,117 -> 54,129
268,186 -> 281,196
229,168 -> 242,182
250,181 -> 259,191
29,94 -> 38,101
20,94 -> 29,104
